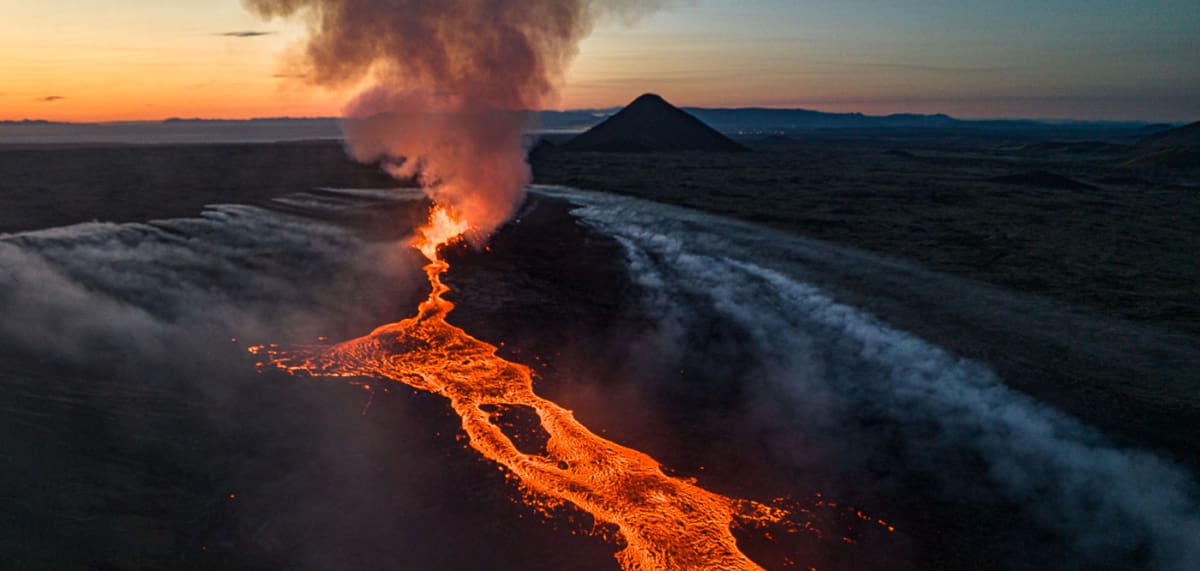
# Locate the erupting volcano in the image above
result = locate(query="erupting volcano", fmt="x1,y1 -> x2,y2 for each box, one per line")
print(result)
242,2 -> 889,567
252,207 -> 886,570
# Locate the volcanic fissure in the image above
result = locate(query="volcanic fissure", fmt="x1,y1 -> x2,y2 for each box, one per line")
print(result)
251,206 -> 888,570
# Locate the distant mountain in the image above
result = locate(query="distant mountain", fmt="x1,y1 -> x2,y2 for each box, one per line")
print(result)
682,107 -> 959,132
1138,120 -> 1200,148
0,117 -> 342,145
0,119 -> 84,126
2,108 -> 1181,145
1126,120 -> 1200,171
562,94 -> 747,153
535,107 -> 1168,142
160,117 -> 339,125
536,108 -> 621,131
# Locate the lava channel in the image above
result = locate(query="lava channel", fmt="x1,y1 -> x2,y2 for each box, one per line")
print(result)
252,206 -> 863,570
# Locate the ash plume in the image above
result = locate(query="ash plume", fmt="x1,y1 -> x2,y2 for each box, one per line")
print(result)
244,0 -> 669,243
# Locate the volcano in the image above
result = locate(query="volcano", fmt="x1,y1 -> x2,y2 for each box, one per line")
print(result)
563,93 -> 748,152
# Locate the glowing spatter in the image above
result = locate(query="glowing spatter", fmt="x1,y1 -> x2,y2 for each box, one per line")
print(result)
252,207 -> 883,570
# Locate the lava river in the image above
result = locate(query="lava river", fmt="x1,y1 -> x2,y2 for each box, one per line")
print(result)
251,207 -> 844,570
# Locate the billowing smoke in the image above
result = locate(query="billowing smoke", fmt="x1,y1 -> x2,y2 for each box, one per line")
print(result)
244,0 -> 668,243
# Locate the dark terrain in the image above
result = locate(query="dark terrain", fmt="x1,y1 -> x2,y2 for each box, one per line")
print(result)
1,133 -> 1198,570
0,141 -> 396,233
535,133 -> 1200,337
4,136 -> 1195,340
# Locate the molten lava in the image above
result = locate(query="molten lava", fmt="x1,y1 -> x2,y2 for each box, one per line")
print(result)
252,207 -> 879,570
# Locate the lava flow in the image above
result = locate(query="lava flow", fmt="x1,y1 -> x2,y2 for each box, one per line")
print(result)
251,207 -> 851,570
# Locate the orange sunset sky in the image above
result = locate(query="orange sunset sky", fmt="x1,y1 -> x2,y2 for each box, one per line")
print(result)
2,0 -> 1198,123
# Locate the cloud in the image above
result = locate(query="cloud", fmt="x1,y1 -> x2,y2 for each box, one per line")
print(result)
39,96 -> 65,102
216,30 -> 275,37
839,61 -> 1006,74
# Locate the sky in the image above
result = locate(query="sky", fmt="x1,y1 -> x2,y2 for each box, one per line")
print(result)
1,0 -> 1197,122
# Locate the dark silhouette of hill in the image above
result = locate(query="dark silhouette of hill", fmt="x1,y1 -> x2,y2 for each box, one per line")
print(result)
1138,120 -> 1200,148
683,108 -> 1162,141
988,170 -> 1097,191
562,94 -> 747,152
1126,120 -> 1200,170
3,111 -> 1168,146
527,137 -> 556,159
686,107 -> 959,131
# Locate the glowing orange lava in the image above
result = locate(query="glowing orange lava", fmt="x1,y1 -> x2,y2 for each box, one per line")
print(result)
251,207 -> 875,570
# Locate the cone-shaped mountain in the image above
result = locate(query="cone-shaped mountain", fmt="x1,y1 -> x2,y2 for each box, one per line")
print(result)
564,94 -> 747,152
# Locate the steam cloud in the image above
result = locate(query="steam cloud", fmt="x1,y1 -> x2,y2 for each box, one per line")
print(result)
544,186 -> 1200,570
0,202 -> 423,367
6,182 -> 1197,568
244,0 -> 668,243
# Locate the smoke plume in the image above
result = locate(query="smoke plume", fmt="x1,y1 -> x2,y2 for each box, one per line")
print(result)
244,0 -> 668,243
543,186 -> 1200,570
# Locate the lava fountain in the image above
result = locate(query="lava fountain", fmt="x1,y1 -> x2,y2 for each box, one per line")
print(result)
251,206 -> 884,570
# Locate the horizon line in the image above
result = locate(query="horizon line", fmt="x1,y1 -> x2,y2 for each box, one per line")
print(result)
0,107 -> 1180,127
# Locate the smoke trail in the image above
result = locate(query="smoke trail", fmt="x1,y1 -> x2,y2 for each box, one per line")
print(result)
244,0 -> 668,244
539,186 -> 1200,570
0,197 -> 426,368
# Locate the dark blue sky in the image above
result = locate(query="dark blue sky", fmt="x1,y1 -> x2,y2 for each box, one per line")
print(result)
2,0 -> 1197,121
567,0 -> 1199,120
